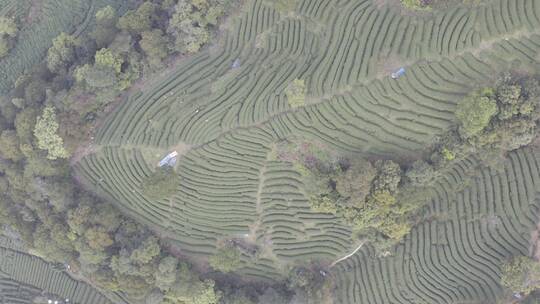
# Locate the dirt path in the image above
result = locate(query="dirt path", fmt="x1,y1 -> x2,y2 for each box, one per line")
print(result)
530,219 -> 540,261
246,163 -> 267,244
330,241 -> 366,268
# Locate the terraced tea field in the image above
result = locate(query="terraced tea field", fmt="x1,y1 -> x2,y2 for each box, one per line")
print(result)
0,0 -> 128,94
333,148 -> 540,303
73,0 -> 540,301
0,236 -> 126,304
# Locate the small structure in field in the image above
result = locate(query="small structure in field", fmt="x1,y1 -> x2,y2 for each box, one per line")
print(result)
158,151 -> 178,167
391,67 -> 406,79
231,58 -> 241,69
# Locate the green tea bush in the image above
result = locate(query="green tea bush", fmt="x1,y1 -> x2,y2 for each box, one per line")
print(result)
285,79 -> 306,108
142,166 -> 178,200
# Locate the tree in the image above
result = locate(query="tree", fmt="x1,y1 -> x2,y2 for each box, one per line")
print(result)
84,226 -> 114,250
155,256 -> 178,291
405,160 -> 438,186
372,160 -> 402,193
146,289 -> 165,304
0,17 -> 17,37
455,89 -> 498,138
501,256 -> 540,296
47,33 -> 77,74
287,266 -> 325,302
23,79 -> 47,106
15,107 -> 38,143
257,287 -> 290,304
75,48 -> 124,89
165,278 -> 221,304
167,2 -> 210,54
0,130 -> 22,161
68,204 -> 92,235
33,106 -> 69,159
94,48 -> 123,74
91,6 -> 119,47
140,29 -> 170,67
335,158 -> 376,205
209,245 -> 242,273
117,2 -> 157,34
131,236 -> 160,264
0,17 -> 18,57
285,79 -> 306,108
142,166 -> 178,200
308,195 -> 338,215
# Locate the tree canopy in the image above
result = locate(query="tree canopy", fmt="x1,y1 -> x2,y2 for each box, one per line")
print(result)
455,89 -> 498,138
46,33 -> 78,74
0,17 -> 18,57
33,105 -> 69,160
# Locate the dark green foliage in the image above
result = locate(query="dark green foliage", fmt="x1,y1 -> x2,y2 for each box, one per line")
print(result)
140,29 -> 170,67
0,130 -> 22,161
287,266 -> 326,302
166,0 -> 226,54
335,158 -> 376,205
155,256 -> 178,291
372,160 -> 402,193
162,263 -> 222,304
0,17 -> 18,58
257,287 -> 290,304
455,88 -> 498,138
46,33 -> 78,74
118,2 -> 158,34
91,6 -> 119,48
142,166 -> 178,200
459,76 -> 539,150
15,107 -> 38,144
405,160 -> 438,186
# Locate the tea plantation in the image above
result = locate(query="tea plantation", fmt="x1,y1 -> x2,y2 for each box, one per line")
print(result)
0,236 -> 125,304
333,148 -> 540,303
61,0 -> 540,301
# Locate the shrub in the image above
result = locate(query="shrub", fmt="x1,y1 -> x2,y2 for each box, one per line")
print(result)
400,0 -> 431,10
285,79 -> 306,108
501,256 -> 540,296
209,244 -> 242,273
142,166 -> 178,200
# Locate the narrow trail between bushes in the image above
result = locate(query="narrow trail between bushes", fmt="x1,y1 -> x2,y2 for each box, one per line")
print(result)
330,241 -> 366,268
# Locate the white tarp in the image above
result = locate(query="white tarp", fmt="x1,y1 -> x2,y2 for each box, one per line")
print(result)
158,151 -> 178,167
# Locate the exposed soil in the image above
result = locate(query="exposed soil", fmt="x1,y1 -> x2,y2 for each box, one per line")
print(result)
530,220 -> 540,261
